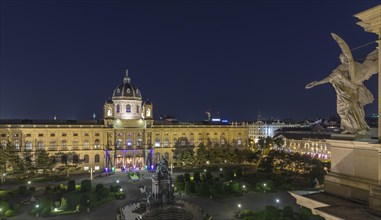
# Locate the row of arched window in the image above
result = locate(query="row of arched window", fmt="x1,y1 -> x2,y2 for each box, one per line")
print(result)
60,154 -> 100,164
115,104 -> 140,113
8,139 -> 102,150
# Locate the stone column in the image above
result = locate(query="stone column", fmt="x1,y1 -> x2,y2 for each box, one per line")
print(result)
354,5 -> 381,141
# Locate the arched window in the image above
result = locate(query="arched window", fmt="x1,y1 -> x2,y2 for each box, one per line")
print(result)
220,138 -> 226,145
116,139 -> 122,149
126,139 -> 132,147
25,141 -> 32,150
136,105 -> 139,113
14,140 -> 20,150
189,138 -> 194,146
37,141 -> 44,150
163,139 -> 169,147
136,139 -> 142,147
94,139 -> 100,149
1,140 -> 6,147
49,140 -> 56,150
180,140 -> 186,146
116,104 -> 120,113
94,154 -> 100,163
155,138 -> 160,147
164,152 -> 170,160
84,140 -> 89,149
61,140 -> 67,149
72,140 -> 79,149
84,155 -> 89,163
73,155 -> 79,163
61,155 -> 67,164
155,152 -> 160,162
126,104 -> 131,113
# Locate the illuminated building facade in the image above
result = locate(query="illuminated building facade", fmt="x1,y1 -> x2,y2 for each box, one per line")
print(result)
0,70 -> 248,172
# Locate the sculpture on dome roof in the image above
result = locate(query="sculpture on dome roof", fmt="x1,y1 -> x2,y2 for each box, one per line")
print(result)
305,33 -> 378,135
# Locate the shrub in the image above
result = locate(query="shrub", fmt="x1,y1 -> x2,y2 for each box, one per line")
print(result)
199,182 -> 209,195
67,180 -> 76,192
265,205 -> 279,220
0,201 -> 10,211
95,183 -> 104,193
29,186 -> 36,192
45,186 -> 51,191
40,207 -> 50,217
184,173 -> 191,182
81,180 -> 91,192
283,206 -> 294,219
229,182 -> 240,193
109,185 -> 121,193
30,208 -> 38,215
115,192 -> 126,199
12,203 -> 21,211
76,204 -> 84,213
98,187 -> 109,198
60,197 -> 69,211
4,210 -> 14,217
18,185 -> 28,195
80,194 -> 90,207
176,182 -> 185,191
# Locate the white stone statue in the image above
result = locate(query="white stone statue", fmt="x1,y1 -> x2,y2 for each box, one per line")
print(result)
306,33 -> 378,135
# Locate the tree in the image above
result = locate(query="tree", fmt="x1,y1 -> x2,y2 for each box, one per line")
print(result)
274,137 -> 285,149
55,152 -> 81,177
195,144 -> 208,165
35,149 -> 54,175
3,142 -> 25,179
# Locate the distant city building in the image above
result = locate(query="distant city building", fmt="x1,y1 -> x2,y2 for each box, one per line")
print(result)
274,127 -> 332,160
0,70 -> 248,172
248,120 -> 301,143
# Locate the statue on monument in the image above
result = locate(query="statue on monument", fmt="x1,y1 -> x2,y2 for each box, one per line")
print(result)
306,33 -> 378,135
155,156 -> 169,178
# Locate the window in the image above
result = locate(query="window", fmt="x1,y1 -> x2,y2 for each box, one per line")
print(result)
116,104 -> 120,113
0,134 -> 6,137
94,154 -> 100,163
84,155 -> 89,163
126,139 -> 132,147
73,140 -> 79,149
136,139 -> 142,147
26,134 -> 31,137
38,134 -> 44,137
190,138 -> 194,146
61,155 -> 67,164
50,133 -> 55,137
136,105 -> 139,113
84,140 -> 90,149
221,138 -> 226,145
237,138 -> 242,145
95,133 -> 100,136
116,139 -> 122,149
62,133 -> 67,137
14,140 -> 20,150
37,141 -> 44,150
25,141 -> 32,150
61,140 -> 67,149
127,88 -> 131,93
164,152 -> 170,160
155,138 -> 160,147
84,133 -> 89,137
49,140 -> 56,149
1,140 -> 7,147
73,133 -> 78,137
126,104 -> 131,113
73,155 -> 79,163
180,140 -> 186,146
13,134 -> 19,137
163,139 -> 169,147
94,139 -> 100,149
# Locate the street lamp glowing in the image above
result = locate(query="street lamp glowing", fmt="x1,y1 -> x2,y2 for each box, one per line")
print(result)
238,204 -> 241,208
276,199 -> 280,203
204,169 -> 207,172
54,208 -> 58,212
28,181 -> 31,184
116,180 -> 119,183
220,168 -> 223,171
36,204 -> 39,208
243,185 -> 246,189
120,188 -> 123,192
263,183 -> 266,187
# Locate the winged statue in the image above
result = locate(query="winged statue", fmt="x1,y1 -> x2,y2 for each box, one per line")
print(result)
305,33 -> 378,135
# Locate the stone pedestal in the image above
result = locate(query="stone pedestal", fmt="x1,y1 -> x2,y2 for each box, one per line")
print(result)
324,139 -> 381,213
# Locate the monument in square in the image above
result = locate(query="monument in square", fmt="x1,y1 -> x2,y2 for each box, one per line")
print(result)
290,4 -> 381,220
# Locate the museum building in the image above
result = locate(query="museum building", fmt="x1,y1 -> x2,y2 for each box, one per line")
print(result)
0,70 -> 248,172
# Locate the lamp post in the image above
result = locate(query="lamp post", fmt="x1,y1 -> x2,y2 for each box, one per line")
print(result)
263,183 -> 266,193
275,198 -> 280,209
237,204 -> 242,217
242,185 -> 246,195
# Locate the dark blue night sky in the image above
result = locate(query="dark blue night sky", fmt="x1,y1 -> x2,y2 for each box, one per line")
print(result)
0,1 -> 379,121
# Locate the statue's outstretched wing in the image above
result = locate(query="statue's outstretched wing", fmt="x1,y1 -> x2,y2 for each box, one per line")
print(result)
331,33 -> 355,80
360,49 -> 378,82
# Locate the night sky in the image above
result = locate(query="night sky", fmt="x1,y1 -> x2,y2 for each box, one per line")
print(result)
0,1 -> 379,122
